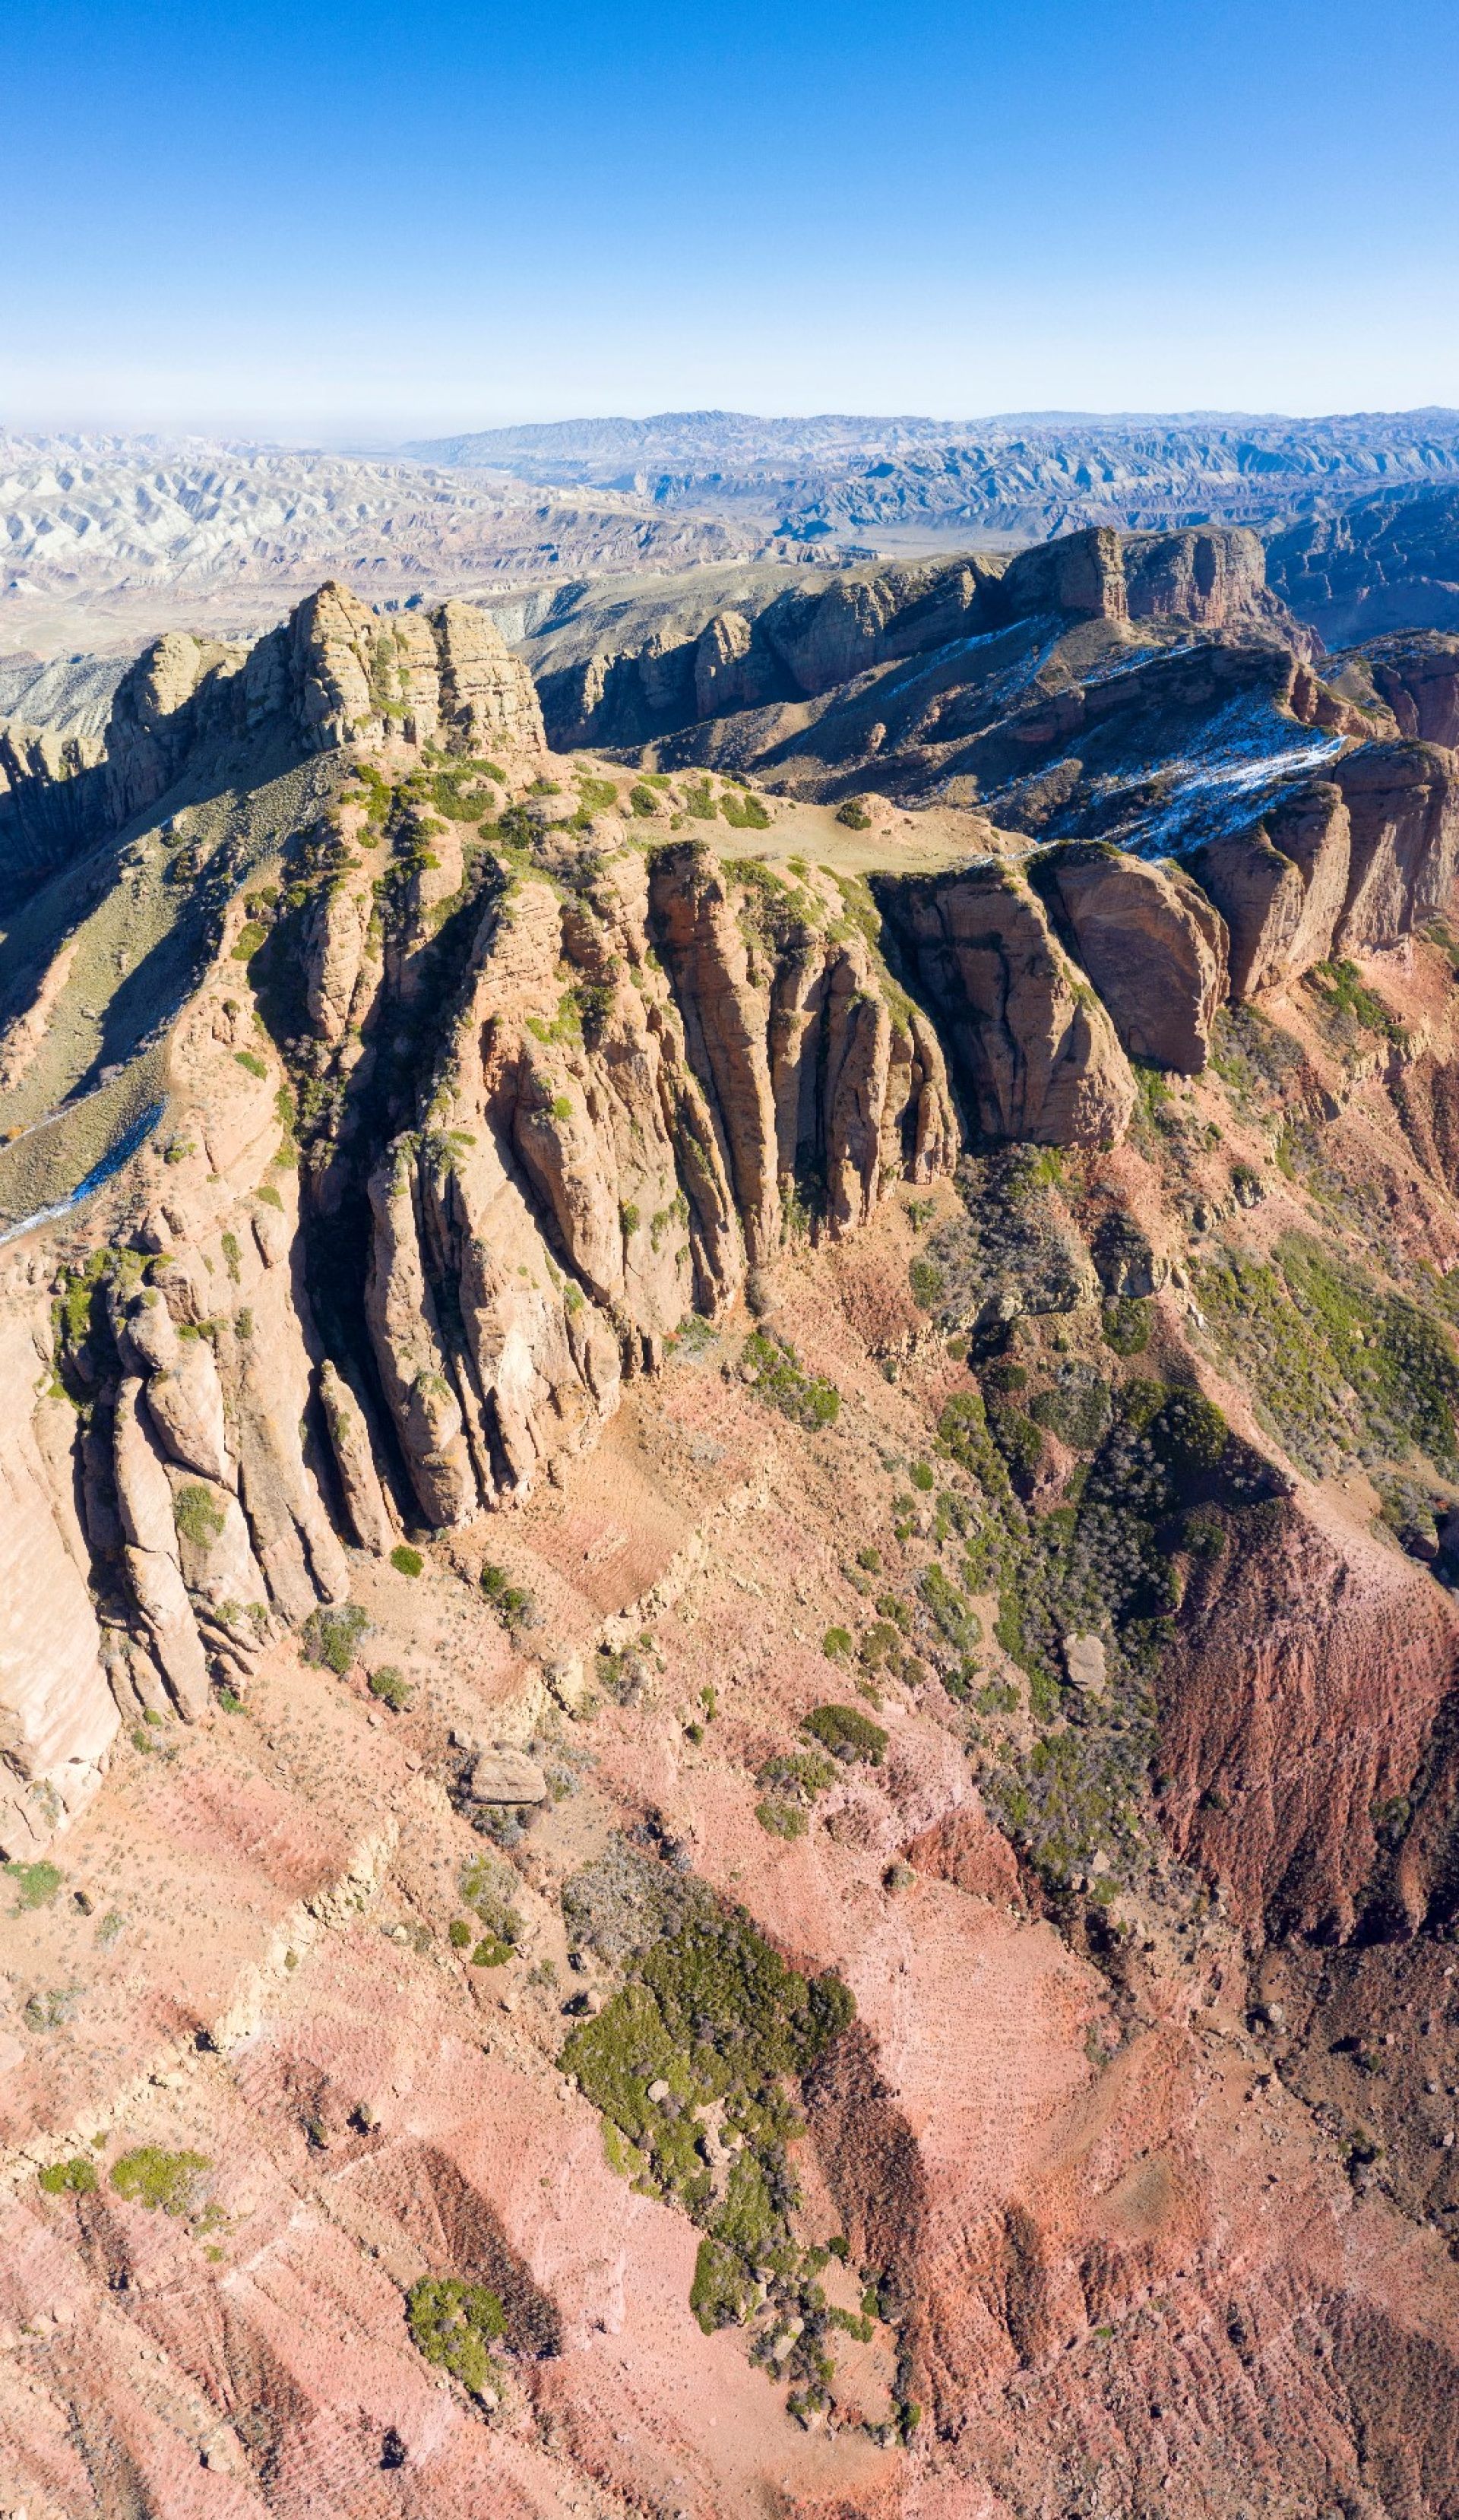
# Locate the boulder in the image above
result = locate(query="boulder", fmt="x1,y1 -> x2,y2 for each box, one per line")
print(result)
467,1747 -> 549,1806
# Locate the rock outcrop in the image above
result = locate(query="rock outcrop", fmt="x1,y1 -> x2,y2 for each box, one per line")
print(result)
0,580 -> 546,896
876,862 -> 1138,1146
359,843 -> 955,1523
1187,779 -> 1352,1000
530,524 -> 1313,764
1332,738 -> 1459,954
1030,839 -> 1228,1070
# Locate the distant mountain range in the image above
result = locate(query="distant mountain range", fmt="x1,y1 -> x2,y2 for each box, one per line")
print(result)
6,413 -> 1459,659
408,407 -> 1459,550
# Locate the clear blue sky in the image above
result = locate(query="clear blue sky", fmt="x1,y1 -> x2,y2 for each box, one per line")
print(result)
5,0 -> 1459,437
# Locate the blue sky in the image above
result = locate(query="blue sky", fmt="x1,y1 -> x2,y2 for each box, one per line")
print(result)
5,0 -> 1459,435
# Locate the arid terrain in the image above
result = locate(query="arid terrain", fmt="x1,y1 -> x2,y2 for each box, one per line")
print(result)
6,533 -> 1459,2517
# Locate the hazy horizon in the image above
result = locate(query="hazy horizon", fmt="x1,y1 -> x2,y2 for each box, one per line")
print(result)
6,0 -> 1459,438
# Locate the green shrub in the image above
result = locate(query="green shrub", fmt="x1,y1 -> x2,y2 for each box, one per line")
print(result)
39,2155 -> 97,2196
835,798 -> 872,830
909,1255 -> 946,1309
629,782 -> 662,818
406,2275 -> 505,2395
692,2235 -> 758,2331
756,1799 -> 809,1839
300,1601 -> 368,1674
6,1860 -> 63,1911
720,788 -> 771,830
803,1703 -> 888,1765
1309,958 -> 1407,1044
368,1665 -> 413,1711
986,1396 -> 1045,1493
460,1856 -> 524,1955
480,1563 -> 534,1631
562,1899 -> 854,2332
110,2147 -> 210,2215
1029,1368 -> 1113,1452
391,1544 -> 424,1579
232,920 -> 267,961
1102,1298 -> 1152,1356
757,1750 -> 836,1802
448,1917 -> 472,1948
822,1625 -> 853,1660
173,1484 -> 226,1550
742,1328 -> 840,1429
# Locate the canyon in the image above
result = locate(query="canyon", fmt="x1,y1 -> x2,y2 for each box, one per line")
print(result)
5,533 -> 1459,2516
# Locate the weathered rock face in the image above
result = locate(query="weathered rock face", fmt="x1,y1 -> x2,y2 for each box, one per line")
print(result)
1331,738 -> 1459,955
361,843 -> 956,1523
876,862 -> 1138,1146
1159,1496 -> 1459,1940
0,1326 -> 117,1858
1030,839 -> 1228,1071
286,581 -> 546,757
1365,631 -> 1459,748
0,581 -> 546,900
318,1359 -> 395,1555
1188,779 -> 1352,1000
1120,524 -> 1302,640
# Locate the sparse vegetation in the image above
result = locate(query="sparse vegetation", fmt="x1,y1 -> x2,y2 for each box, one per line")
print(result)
6,1860 -> 63,1911
742,1328 -> 840,1428
173,1482 -> 226,1550
38,2155 -> 97,2195
300,1601 -> 368,1674
1196,1233 -> 1459,1475
110,2147 -> 210,2215
406,2276 -> 505,2396
561,1889 -> 853,2356
803,1703 -> 888,1765
480,1562 -> 534,1632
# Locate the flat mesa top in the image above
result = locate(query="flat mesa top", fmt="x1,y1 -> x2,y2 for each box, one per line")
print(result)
701,793 -> 1005,877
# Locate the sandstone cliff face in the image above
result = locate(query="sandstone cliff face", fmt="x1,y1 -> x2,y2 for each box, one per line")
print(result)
0,1318 -> 117,1857
354,843 -> 956,1524
1159,1494 -> 1459,1938
1188,779 -> 1353,999
1332,738 -> 1459,954
1030,839 -> 1228,1071
875,862 -> 1137,1146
